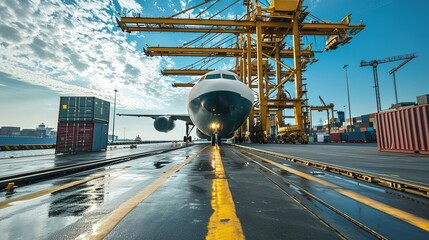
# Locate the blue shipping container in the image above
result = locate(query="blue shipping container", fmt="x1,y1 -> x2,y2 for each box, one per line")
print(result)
346,131 -> 376,143
361,114 -> 370,123
92,122 -> 108,151
59,97 -> 110,123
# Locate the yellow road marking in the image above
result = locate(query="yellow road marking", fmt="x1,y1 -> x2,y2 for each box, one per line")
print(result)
206,146 -> 245,240
0,172 -> 108,209
245,151 -> 429,232
78,145 -> 210,240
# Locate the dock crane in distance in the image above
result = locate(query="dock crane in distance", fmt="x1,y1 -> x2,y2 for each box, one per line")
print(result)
360,53 -> 417,112
308,96 -> 335,136
389,55 -> 417,104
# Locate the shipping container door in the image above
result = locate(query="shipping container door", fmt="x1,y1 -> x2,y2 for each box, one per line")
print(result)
75,122 -> 94,152
56,122 -> 77,153
92,123 -> 108,151
94,99 -> 110,123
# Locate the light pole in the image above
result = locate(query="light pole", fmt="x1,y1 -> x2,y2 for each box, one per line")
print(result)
343,65 -> 353,133
112,89 -> 118,142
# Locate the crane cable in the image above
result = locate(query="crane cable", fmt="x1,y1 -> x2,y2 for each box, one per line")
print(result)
182,5 -> 249,48
169,0 -> 212,18
181,29 -> 214,47
209,0 -> 240,19
199,41 -> 236,69
196,0 -> 220,18
199,33 -> 222,47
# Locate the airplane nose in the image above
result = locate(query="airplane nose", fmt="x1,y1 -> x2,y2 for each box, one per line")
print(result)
201,92 -> 231,115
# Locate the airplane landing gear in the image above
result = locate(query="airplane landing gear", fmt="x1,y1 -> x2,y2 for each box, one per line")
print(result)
184,122 -> 195,143
211,134 -> 221,146
211,134 -> 216,146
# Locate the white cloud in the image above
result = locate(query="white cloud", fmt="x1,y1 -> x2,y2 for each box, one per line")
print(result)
154,2 -> 166,12
308,0 -> 322,10
0,0 -> 186,110
117,0 -> 143,12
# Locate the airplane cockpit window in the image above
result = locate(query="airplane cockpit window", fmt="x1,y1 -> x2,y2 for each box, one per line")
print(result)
205,74 -> 221,79
222,74 -> 237,80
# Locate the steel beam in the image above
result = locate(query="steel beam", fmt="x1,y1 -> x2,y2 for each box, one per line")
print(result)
145,47 -> 314,58
117,17 -> 365,35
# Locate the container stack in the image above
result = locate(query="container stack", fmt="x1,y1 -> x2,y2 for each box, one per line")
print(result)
329,113 -> 377,143
55,97 -> 110,154
417,94 -> 429,105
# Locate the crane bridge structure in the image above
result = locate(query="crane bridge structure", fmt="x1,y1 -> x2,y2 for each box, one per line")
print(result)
116,0 -> 365,143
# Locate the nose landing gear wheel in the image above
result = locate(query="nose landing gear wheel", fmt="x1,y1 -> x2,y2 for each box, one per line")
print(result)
211,135 -> 216,146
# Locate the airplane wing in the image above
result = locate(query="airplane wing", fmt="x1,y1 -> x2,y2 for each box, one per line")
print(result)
117,113 -> 193,125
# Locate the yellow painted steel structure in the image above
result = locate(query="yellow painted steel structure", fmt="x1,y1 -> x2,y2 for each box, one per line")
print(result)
309,104 -> 335,135
116,0 -> 365,142
162,69 -> 291,76
145,47 -> 314,58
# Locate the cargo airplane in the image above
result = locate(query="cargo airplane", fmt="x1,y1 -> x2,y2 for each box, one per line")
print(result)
118,70 -> 254,146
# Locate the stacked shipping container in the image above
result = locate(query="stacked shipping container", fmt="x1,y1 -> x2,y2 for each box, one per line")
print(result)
329,113 -> 377,143
376,104 -> 429,154
56,97 -> 110,154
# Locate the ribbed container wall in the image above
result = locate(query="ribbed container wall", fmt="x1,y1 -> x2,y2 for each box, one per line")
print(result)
59,97 -> 110,122
56,96 -> 110,154
56,122 -> 94,153
92,122 -> 108,151
376,105 -> 429,154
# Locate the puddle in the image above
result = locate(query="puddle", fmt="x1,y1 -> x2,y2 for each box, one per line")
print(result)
153,161 -> 171,169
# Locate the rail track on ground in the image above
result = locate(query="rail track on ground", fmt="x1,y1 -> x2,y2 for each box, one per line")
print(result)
0,144 -> 190,190
233,144 -> 429,199
231,145 -> 429,240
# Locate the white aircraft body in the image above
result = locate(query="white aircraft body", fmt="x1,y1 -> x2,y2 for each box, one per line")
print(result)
118,70 -> 254,145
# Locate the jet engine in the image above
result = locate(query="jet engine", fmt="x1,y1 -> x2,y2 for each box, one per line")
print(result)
154,116 -> 175,132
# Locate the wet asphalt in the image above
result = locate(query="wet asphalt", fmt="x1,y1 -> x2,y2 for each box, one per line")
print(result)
0,143 -> 428,239
0,142 -> 182,177
240,143 -> 429,185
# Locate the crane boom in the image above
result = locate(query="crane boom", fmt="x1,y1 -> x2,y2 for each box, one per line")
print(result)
360,53 -> 417,112
360,53 -> 416,67
389,55 -> 416,74
388,54 -> 417,104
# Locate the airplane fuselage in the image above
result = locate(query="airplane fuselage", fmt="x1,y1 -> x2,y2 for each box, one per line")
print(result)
187,70 -> 254,139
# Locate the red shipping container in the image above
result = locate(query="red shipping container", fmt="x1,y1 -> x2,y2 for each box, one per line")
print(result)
376,105 -> 429,154
56,122 -> 94,154
329,133 -> 342,142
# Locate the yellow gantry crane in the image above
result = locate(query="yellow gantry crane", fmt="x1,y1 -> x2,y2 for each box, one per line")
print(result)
116,0 -> 365,143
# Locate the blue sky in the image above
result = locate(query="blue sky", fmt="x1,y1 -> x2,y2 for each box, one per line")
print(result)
0,0 -> 428,140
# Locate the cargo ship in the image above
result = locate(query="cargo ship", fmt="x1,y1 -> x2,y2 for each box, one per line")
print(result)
0,123 -> 56,146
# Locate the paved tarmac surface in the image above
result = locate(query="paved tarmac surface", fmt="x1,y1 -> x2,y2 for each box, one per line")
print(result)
1,143 -> 429,240
0,142 -> 183,177
104,145 -> 342,240
239,143 -> 429,185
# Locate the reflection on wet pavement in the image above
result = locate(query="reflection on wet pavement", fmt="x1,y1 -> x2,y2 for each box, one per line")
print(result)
49,182 -> 104,217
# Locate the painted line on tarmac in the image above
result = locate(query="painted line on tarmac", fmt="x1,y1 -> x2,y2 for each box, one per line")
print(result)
206,146 -> 245,240
245,150 -> 429,232
78,145 -> 210,240
0,172 -> 109,209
